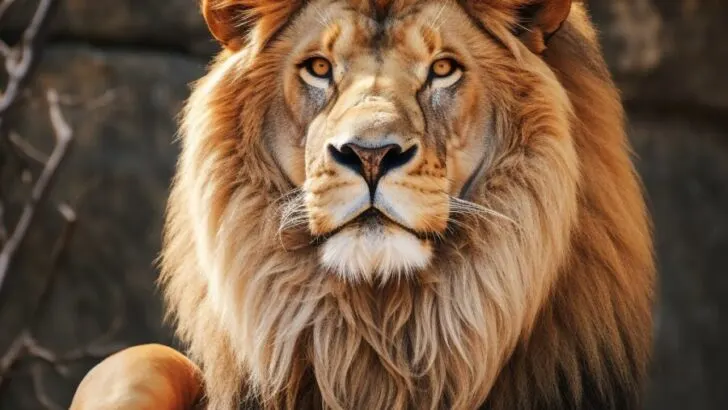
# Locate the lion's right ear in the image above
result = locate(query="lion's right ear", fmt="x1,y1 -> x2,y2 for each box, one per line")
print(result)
201,0 -> 302,51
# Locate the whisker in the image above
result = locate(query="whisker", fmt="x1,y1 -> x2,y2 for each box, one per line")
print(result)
428,3 -> 448,30
311,4 -> 332,28
445,216 -> 480,238
448,196 -> 518,227
272,187 -> 304,207
276,189 -> 310,237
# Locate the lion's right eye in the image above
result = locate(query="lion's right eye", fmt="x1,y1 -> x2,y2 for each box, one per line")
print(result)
300,57 -> 333,89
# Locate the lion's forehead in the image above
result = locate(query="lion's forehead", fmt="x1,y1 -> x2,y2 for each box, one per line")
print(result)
295,0 -> 458,57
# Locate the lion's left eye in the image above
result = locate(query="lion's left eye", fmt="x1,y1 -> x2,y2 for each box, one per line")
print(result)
300,57 -> 333,89
429,58 -> 463,89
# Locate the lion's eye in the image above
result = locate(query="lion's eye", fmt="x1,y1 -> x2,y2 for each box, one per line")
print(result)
300,57 -> 333,89
429,58 -> 463,89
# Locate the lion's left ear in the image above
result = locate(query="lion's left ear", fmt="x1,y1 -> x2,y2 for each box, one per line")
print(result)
513,0 -> 572,52
202,0 -> 302,51
465,0 -> 572,54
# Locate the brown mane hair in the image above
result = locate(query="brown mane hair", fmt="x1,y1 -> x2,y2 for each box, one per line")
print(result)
160,1 -> 654,409
482,6 -> 655,409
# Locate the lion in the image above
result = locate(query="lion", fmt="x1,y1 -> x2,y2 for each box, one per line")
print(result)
71,0 -> 655,409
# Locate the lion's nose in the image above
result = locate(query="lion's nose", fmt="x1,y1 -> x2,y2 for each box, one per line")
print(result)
328,142 -> 417,188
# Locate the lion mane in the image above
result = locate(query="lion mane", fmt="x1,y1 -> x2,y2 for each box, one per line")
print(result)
160,1 -> 654,409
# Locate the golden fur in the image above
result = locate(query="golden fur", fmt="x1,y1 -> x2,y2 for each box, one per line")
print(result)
70,344 -> 203,410
150,1 -> 656,409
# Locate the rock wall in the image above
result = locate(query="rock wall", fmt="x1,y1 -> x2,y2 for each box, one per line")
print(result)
1,1 -> 726,409
593,2 -> 728,408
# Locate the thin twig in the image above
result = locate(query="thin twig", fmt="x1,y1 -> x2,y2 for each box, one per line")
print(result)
0,0 -> 56,124
0,317 -> 128,381
56,202 -> 75,224
0,284 -> 127,381
0,188 -> 127,388
0,201 -> 7,244
25,334 -> 127,376
58,89 -> 119,110
30,364 -> 64,410
0,89 -> 73,295
0,39 -> 10,59
9,131 -> 50,164
0,1 -> 112,407
0,203 -> 78,386
0,0 -> 18,21
0,331 -> 29,385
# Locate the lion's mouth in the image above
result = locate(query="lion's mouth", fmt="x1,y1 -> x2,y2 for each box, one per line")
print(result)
316,207 -> 435,280
314,208 -> 431,244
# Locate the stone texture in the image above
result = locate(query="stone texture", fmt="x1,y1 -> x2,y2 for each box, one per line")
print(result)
0,46 -> 204,409
588,1 -> 728,405
588,0 -> 728,110
1,0 -> 218,55
629,110 -> 728,410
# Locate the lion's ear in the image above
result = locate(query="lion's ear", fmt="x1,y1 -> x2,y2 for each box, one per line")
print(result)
513,0 -> 572,52
465,0 -> 572,54
201,0 -> 301,51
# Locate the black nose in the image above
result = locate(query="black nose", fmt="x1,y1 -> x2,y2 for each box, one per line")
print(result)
328,143 -> 417,188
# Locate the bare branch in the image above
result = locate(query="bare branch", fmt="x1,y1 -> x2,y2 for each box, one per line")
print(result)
9,131 -> 50,164
58,89 -> 119,110
0,39 -> 10,59
30,364 -> 64,410
46,90 -> 72,142
0,191 -> 126,388
0,89 -> 73,295
0,318 -> 128,383
0,201 -> 7,244
1,2 -> 60,257
0,0 -> 56,123
24,334 -> 127,376
0,331 -> 29,384
0,2 -> 120,408
56,202 -> 75,223
0,0 -> 18,21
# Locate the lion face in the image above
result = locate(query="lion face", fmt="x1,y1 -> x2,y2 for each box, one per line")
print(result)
267,1 -> 502,280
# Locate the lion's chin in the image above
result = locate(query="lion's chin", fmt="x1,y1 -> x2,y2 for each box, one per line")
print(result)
319,224 -> 433,282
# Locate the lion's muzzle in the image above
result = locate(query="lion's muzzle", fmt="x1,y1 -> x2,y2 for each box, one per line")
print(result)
301,75 -> 452,281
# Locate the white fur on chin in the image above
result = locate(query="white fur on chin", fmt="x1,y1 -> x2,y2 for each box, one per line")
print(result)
320,226 -> 433,282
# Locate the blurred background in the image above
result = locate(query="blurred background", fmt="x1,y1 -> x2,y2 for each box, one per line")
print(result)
0,0 -> 726,409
